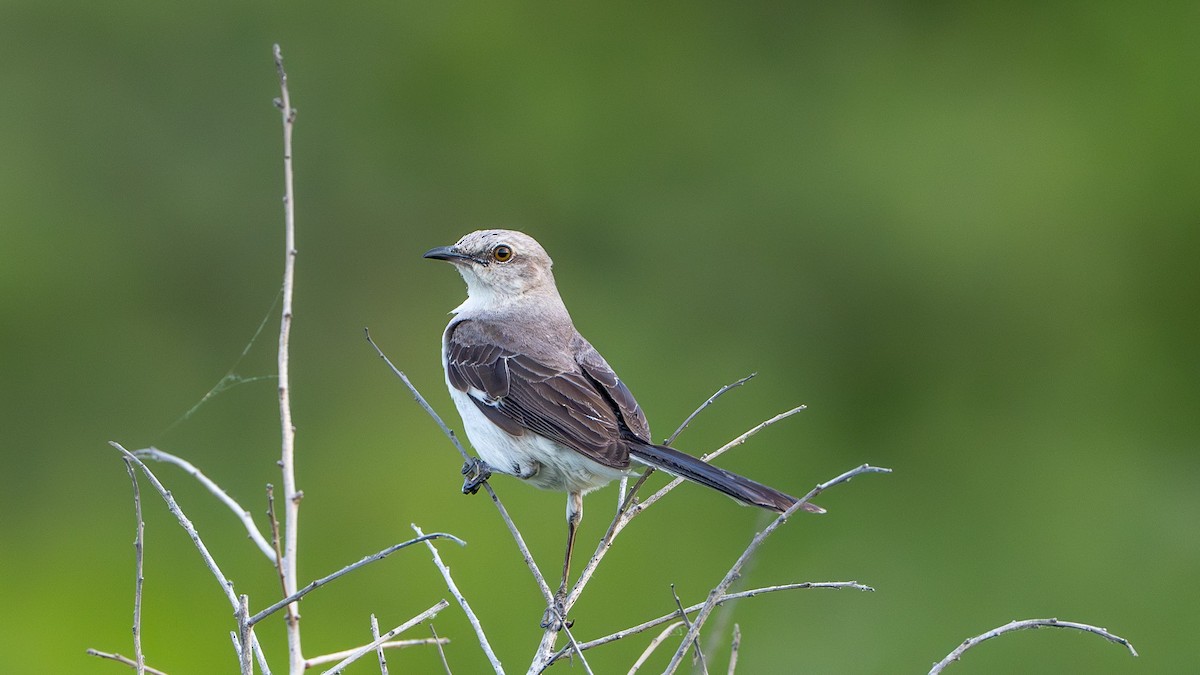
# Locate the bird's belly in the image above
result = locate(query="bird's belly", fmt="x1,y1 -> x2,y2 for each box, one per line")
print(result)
447,386 -> 625,494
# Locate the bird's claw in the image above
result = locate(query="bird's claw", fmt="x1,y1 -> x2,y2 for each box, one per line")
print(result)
461,457 -> 491,494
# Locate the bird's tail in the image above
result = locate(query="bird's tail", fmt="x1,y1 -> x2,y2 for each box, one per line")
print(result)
627,442 -> 824,514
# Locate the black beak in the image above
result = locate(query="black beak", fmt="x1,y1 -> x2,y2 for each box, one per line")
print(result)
423,245 -> 473,263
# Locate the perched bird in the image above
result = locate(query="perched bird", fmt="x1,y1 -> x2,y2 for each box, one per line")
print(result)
424,229 -> 821,629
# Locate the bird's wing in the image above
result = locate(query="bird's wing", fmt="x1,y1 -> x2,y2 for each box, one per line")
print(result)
446,319 -> 631,469
575,341 -> 652,442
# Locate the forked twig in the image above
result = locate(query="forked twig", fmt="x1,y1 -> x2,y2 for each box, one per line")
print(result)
928,618 -> 1138,673
664,464 -> 890,674
132,447 -> 276,562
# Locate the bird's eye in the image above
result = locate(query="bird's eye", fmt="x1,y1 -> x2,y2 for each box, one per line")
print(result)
492,244 -> 514,263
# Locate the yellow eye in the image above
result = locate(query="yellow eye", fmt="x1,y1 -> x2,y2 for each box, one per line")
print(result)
492,244 -> 513,263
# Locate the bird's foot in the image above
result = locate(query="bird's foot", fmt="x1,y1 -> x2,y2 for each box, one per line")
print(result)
461,457 -> 492,495
539,594 -> 573,631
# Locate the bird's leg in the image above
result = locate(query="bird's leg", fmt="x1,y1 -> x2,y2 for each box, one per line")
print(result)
542,490 -> 582,630
460,457 -> 492,494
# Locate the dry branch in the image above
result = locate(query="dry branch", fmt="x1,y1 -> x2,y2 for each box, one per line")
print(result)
928,618 -> 1138,673
315,600 -> 450,674
664,463 -> 890,674
248,533 -> 465,627
133,447 -> 275,562
413,525 -> 505,674
271,42 -> 303,674
122,457 -> 146,675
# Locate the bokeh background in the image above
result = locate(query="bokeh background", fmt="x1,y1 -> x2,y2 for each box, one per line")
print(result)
2,2 -> 1196,673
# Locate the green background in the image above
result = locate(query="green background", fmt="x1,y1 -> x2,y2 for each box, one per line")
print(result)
2,2 -> 1196,673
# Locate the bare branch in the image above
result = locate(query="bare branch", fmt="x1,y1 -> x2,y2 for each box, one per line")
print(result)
628,621 -> 686,674
315,600 -> 450,674
640,405 -> 807,513
121,457 -> 146,675
370,615 -> 388,675
248,533 -> 465,627
664,373 -> 756,446
928,618 -> 1138,673
238,595 -> 253,675
664,464 -> 889,673
562,404 -> 812,624
109,443 -> 267,664
413,525 -> 505,674
430,624 -> 452,675
303,638 -> 450,669
367,333 -> 555,605
131,447 -> 276,562
266,484 -> 290,612
365,328 -> 470,463
272,42 -> 304,674
671,584 -> 706,673
85,649 -> 169,675
727,624 -> 740,675
541,581 -> 872,668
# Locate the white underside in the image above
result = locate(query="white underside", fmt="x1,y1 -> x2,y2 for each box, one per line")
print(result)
442,335 -> 626,495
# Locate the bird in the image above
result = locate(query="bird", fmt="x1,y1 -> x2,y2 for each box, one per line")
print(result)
424,229 -> 821,629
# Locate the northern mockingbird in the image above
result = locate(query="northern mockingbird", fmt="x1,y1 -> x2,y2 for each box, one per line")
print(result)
424,229 -> 821,629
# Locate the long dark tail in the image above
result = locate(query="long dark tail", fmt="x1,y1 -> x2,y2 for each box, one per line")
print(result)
627,442 -> 824,514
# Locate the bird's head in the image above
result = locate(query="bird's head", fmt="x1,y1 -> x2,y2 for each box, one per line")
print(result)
424,229 -> 558,311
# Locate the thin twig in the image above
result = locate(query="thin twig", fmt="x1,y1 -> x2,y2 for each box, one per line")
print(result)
619,375 -> 757,522
238,595 -> 253,675
563,404 -> 811,622
664,373 -> 756,446
727,625 -> 740,675
367,333 -> 554,604
248,533 -> 465,626
640,405 -> 807,513
413,525 -> 505,674
266,484 -> 289,606
85,649 -> 169,675
671,584 -> 706,672
132,447 -> 276,562
109,443 -> 267,664
664,464 -> 890,674
317,600 -> 450,674
272,42 -> 304,675
482,482 -> 554,605
628,621 -> 686,674
303,638 -> 449,668
430,624 -> 452,675
121,457 -> 146,675
370,615 -> 388,675
540,582 -> 872,668
365,328 -> 469,463
928,618 -> 1138,673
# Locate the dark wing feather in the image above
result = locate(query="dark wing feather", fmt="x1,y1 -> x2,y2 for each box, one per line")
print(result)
445,320 -> 631,469
576,342 -> 651,442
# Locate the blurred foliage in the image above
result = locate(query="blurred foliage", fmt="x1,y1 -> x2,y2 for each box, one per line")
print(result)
1,1 -> 1196,673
